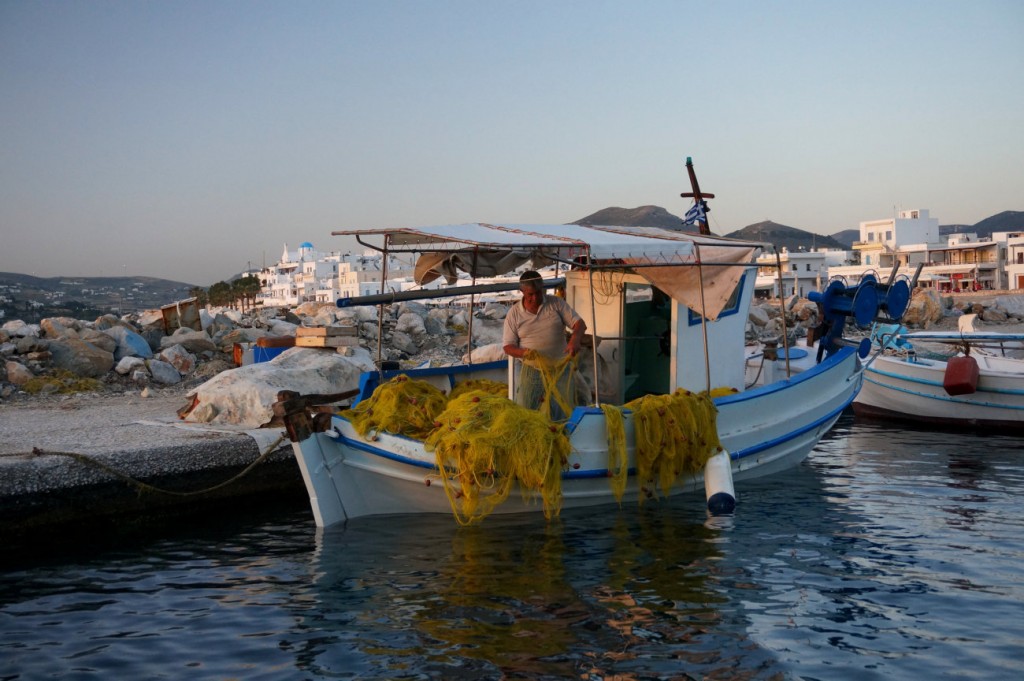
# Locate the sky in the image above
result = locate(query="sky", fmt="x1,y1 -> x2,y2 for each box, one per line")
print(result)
1,1 -> 1022,286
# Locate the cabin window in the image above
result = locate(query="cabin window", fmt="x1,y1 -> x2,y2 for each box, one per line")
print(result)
805,263 -> 811,271
687,271 -> 747,326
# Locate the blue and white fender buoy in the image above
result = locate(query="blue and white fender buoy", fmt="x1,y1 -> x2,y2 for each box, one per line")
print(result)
704,448 -> 736,515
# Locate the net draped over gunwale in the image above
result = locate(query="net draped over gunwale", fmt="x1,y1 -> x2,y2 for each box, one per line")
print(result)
341,370 -> 726,524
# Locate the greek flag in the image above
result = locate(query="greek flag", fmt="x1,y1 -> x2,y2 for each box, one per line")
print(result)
683,201 -> 706,225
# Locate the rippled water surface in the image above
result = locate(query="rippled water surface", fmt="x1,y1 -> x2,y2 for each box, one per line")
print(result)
2,415 -> 1023,680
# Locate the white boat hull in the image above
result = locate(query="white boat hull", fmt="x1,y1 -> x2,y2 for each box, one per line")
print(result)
289,347 -> 862,526
854,353 -> 1024,430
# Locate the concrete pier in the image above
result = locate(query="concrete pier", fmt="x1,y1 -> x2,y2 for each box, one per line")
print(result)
0,390 -> 307,541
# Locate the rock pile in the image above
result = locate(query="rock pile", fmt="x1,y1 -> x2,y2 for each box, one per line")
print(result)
747,290 -> 1024,345
0,300 -> 484,406
3,291 -> 1022,413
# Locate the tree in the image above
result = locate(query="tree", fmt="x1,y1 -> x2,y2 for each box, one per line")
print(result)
189,286 -> 209,306
232,275 -> 261,313
208,281 -> 233,308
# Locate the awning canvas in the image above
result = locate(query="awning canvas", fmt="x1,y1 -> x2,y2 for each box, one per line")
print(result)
333,223 -> 761,320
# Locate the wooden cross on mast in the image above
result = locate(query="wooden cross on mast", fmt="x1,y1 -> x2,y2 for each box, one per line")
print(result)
680,156 -> 715,236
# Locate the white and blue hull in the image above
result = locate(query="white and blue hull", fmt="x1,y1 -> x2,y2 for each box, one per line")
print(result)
290,347 -> 862,526
854,353 -> 1024,430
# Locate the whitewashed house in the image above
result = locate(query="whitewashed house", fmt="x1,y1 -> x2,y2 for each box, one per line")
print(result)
1000,232 -> 1024,290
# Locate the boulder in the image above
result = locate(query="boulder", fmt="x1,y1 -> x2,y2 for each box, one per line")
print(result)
338,306 -> 376,324
748,306 -> 770,327
40,317 -> 80,339
396,302 -> 428,319
115,356 -> 147,375
47,339 -> 115,378
480,303 -> 508,320
390,330 -> 419,354
981,307 -> 1009,323
395,312 -> 427,338
159,328 -> 217,354
147,359 -> 182,385
2,321 -> 40,338
467,318 -> 504,347
78,328 -> 118,354
104,325 -> 155,359
158,344 -> 197,375
424,313 -> 447,336
4,360 -> 33,386
902,289 -> 943,327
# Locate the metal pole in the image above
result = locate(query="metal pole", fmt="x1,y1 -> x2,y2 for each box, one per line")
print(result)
336,277 -> 565,307
587,251 -> 601,407
467,248 -> 478,356
376,235 -> 390,371
774,248 -> 792,377
695,244 -> 711,393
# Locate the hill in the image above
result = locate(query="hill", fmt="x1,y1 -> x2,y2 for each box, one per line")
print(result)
0,272 -> 195,323
828,229 -> 859,249
573,205 -> 701,232
960,210 -> 1024,239
725,221 -> 846,252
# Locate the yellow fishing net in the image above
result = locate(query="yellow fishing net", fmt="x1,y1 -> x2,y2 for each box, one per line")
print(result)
600,403 -> 628,502
424,389 -> 570,525
520,351 -> 579,420
448,378 -> 508,401
623,388 -> 722,499
343,372 -> 724,521
341,374 -> 448,440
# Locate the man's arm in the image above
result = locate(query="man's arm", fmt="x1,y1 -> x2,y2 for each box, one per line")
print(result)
566,319 -> 586,356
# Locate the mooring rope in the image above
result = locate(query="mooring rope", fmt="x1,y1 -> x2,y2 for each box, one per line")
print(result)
26,432 -> 289,497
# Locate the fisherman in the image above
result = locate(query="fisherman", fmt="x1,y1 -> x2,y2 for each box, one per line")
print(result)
502,270 -> 586,419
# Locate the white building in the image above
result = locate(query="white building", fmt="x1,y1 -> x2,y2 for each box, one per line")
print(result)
828,209 -> 1010,292
755,248 -> 852,298
257,242 -> 417,307
1000,232 -> 1024,290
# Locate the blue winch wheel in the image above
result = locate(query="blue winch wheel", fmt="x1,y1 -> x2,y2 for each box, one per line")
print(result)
851,281 -> 878,327
882,279 -> 911,321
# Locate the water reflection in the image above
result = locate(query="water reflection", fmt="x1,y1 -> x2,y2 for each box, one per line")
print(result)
301,502 -> 758,679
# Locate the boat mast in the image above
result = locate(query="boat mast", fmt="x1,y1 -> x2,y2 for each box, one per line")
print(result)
680,156 -> 715,236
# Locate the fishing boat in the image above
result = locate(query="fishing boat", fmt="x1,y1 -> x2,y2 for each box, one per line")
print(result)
854,314 -> 1024,430
274,168 -> 903,527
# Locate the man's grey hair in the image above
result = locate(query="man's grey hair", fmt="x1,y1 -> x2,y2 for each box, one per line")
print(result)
519,270 -> 543,292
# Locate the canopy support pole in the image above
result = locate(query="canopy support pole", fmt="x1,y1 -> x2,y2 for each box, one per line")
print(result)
773,248 -> 792,377
376,235 -> 391,373
587,250 -> 601,407
695,245 -> 712,393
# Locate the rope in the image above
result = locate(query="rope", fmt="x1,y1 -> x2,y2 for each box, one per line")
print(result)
28,432 -> 289,498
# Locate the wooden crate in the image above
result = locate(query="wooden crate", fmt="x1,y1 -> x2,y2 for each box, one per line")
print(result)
294,335 -> 361,348
295,326 -> 358,338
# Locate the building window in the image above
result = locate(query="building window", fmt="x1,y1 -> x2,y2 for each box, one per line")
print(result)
886,231 -> 892,240
805,263 -> 811,271
791,264 -> 798,271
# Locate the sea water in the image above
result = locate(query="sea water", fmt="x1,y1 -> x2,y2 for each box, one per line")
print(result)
1,414 -> 1022,680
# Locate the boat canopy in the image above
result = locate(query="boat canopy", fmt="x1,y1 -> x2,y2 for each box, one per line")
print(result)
333,223 -> 762,320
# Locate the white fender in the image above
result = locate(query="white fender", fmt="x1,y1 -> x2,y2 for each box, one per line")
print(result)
704,449 -> 736,515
